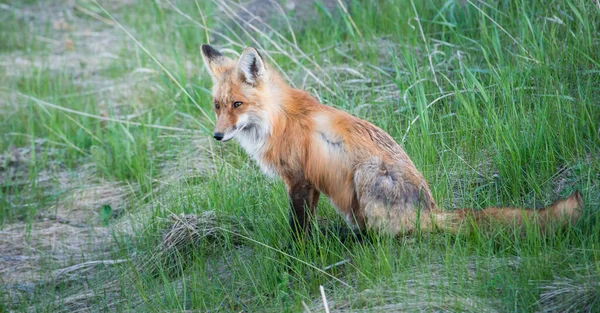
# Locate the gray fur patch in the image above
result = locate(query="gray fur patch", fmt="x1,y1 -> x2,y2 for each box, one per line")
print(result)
354,158 -> 421,210
318,132 -> 343,148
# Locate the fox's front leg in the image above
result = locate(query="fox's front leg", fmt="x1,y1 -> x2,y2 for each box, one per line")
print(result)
288,180 -> 320,237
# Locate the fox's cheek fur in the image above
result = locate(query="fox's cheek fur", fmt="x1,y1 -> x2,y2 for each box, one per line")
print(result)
216,110 -> 265,142
220,113 -> 249,142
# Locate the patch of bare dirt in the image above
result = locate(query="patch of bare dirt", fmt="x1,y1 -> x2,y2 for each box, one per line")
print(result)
0,0 -> 157,105
0,220 -> 110,282
0,165 -> 134,311
51,173 -> 132,223
1,163 -> 133,286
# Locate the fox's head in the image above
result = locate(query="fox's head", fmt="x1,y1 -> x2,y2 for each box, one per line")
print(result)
201,44 -> 281,143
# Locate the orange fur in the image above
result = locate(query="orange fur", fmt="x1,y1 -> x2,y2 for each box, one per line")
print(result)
201,45 -> 583,236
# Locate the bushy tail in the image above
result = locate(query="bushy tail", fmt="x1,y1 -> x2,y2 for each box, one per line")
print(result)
428,191 -> 584,233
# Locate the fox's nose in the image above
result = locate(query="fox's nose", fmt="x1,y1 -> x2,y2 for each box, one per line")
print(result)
213,132 -> 224,141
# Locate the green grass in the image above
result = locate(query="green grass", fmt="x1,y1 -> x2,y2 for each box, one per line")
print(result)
1,0 -> 599,312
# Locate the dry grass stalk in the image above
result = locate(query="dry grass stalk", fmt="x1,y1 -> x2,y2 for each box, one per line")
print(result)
536,271 -> 600,313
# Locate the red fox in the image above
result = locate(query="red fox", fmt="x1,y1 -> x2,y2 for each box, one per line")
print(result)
201,44 -> 583,236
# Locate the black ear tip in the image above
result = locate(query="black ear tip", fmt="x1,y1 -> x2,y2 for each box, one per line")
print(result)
202,44 -> 223,58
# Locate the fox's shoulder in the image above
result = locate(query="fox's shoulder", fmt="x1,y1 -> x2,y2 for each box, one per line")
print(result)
282,89 -> 399,150
309,104 -> 405,160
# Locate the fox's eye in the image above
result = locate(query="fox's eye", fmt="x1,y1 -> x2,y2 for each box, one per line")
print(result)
214,102 -> 220,110
233,101 -> 242,108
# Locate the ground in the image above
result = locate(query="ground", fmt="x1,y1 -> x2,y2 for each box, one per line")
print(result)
1,0 -> 599,312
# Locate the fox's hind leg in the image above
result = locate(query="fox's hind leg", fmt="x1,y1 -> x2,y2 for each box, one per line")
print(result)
353,157 -> 436,236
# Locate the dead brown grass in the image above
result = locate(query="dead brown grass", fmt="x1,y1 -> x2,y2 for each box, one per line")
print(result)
0,219 -> 111,284
306,260 -> 506,313
535,269 -> 600,313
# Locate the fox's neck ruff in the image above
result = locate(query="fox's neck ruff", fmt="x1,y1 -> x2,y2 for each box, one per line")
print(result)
236,124 -> 275,176
234,75 -> 311,178
234,81 -> 286,177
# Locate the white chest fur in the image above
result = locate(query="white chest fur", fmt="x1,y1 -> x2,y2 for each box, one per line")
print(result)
235,124 -> 277,177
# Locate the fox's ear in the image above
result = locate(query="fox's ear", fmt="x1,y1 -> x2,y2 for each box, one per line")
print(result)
201,44 -> 227,80
237,47 -> 266,85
